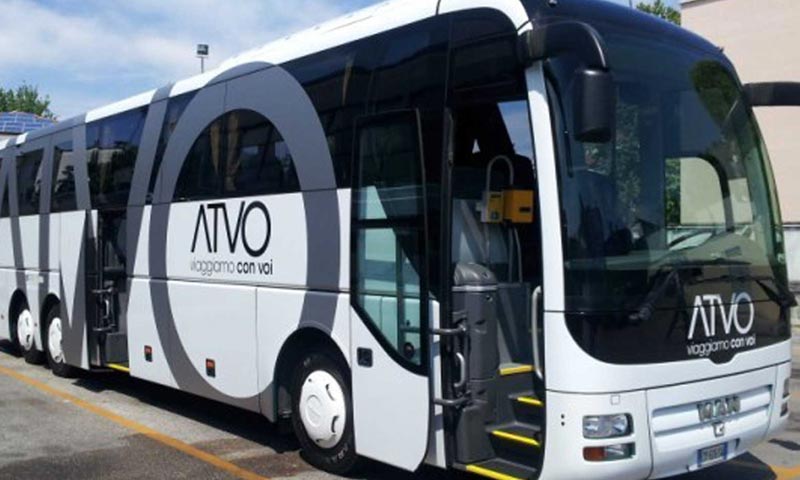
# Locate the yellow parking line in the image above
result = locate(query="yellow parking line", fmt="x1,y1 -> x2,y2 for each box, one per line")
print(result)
0,365 -> 269,480
773,464 -> 800,480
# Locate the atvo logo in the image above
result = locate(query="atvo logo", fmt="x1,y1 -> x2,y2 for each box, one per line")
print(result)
687,292 -> 755,340
191,201 -> 272,257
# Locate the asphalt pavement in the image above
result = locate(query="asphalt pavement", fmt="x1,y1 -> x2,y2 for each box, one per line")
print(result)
0,338 -> 797,480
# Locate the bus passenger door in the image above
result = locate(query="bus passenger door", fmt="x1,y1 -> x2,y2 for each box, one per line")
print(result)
86,208 -> 128,367
350,110 -> 432,471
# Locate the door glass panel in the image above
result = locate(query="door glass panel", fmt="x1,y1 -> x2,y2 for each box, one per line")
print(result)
353,111 -> 426,367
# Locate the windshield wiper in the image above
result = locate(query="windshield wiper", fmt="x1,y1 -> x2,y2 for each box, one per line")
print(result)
669,228 -> 731,252
627,256 -> 746,324
701,272 -> 797,309
628,268 -> 683,324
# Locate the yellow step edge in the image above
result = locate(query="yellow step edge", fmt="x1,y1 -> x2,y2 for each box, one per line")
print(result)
492,429 -> 541,448
466,464 -> 524,480
516,396 -> 544,408
107,363 -> 130,373
499,364 -> 533,376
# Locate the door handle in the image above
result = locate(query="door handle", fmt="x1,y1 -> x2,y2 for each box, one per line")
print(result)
453,352 -> 467,390
531,286 -> 543,380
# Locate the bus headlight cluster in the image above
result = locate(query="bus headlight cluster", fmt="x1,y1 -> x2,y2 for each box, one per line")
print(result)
582,414 -> 632,439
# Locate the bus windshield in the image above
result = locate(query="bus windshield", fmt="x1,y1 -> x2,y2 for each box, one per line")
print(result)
549,27 -> 789,313
546,22 -> 792,364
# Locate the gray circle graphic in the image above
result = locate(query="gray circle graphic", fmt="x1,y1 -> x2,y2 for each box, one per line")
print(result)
148,63 -> 341,406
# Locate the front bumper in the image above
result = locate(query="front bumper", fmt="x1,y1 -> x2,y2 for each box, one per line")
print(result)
540,361 -> 792,480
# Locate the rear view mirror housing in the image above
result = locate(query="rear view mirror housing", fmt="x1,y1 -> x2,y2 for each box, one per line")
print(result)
743,82 -> 800,107
519,22 -> 615,143
573,69 -> 615,143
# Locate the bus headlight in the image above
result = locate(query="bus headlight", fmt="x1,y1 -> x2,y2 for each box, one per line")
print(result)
583,414 -> 632,439
784,377 -> 791,400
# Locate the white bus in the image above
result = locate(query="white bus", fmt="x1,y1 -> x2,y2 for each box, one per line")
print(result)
0,0 -> 796,478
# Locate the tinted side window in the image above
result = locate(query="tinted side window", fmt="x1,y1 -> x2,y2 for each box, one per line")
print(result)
51,140 -> 77,213
17,149 -> 45,216
87,107 -> 147,209
223,110 -> 299,198
150,92 -> 196,203
285,46 -> 372,187
174,116 -> 223,202
174,110 -> 299,202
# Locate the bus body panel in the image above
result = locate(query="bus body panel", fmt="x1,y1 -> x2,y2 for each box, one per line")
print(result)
130,206 -> 151,277
18,215 -> 40,273
0,268 -> 10,339
167,279 -> 260,410
351,306 -> 430,471
541,390 -> 653,480
128,277 -> 178,388
0,218 -> 12,269
46,214 -> 60,275
438,0 -> 530,26
58,209 -> 90,369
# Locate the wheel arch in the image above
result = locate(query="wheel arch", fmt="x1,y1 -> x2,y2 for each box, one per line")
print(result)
273,326 -> 350,420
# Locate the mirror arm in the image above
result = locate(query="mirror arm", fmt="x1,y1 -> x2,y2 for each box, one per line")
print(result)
743,82 -> 800,107
519,21 -> 610,71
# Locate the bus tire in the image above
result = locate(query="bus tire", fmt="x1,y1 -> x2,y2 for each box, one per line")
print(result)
290,351 -> 359,475
45,304 -> 76,378
16,306 -> 44,365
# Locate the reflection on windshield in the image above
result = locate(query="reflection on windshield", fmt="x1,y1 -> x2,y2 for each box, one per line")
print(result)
549,33 -> 788,313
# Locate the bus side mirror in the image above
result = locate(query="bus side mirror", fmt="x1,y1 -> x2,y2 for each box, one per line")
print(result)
573,69 -> 615,143
519,22 -> 615,143
744,82 -> 800,107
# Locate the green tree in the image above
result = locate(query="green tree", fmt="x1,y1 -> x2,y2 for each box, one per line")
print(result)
0,83 -> 55,119
636,0 -> 681,25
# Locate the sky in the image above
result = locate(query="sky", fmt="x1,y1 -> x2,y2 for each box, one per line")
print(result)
0,0 -> 680,120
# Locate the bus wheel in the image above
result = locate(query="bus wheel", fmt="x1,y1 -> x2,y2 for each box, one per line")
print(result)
16,307 -> 44,365
45,305 -> 76,378
290,352 -> 359,475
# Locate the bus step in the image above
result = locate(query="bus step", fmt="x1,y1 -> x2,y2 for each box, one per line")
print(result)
106,363 -> 130,373
498,363 -> 533,377
490,424 -> 542,448
514,395 -> 544,408
463,459 -> 538,480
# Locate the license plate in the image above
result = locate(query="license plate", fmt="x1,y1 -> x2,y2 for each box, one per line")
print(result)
697,443 -> 728,467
